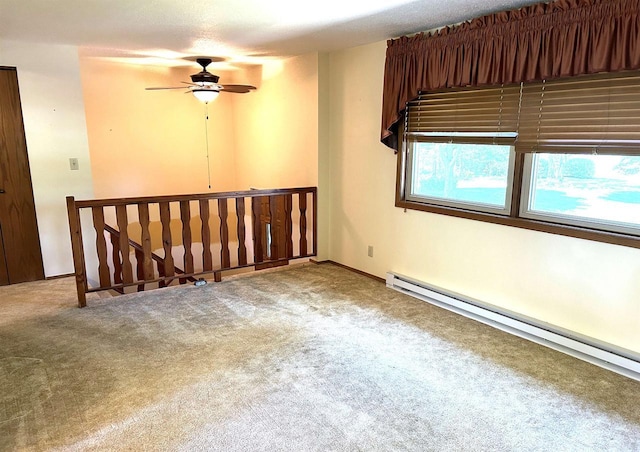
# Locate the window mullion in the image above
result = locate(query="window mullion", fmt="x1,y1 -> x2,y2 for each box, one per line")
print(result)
510,151 -> 526,218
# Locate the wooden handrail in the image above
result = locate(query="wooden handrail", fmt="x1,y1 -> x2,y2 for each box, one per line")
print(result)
73,187 -> 317,208
67,187 -> 317,307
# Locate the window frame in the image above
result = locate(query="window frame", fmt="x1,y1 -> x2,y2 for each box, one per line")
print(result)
519,153 -> 640,237
404,136 -> 517,216
396,145 -> 640,249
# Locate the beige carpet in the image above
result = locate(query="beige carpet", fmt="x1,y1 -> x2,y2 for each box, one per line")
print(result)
1,263 -> 640,451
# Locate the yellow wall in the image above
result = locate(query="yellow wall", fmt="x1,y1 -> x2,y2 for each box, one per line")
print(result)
326,41 -> 640,352
80,54 -> 321,195
317,53 -> 331,261
79,58 -> 238,197
0,40 -> 95,277
233,54 -> 319,190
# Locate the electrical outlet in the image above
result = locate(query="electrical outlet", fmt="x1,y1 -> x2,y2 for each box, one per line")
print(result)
367,245 -> 374,258
69,158 -> 79,170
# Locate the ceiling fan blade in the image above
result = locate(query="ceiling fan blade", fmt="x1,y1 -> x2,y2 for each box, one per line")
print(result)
145,87 -> 187,90
219,84 -> 257,94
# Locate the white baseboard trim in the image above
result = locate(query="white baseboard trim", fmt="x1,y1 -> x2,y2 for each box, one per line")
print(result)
386,271 -> 640,382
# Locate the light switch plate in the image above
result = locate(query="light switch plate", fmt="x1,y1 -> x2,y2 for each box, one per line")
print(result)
69,158 -> 79,170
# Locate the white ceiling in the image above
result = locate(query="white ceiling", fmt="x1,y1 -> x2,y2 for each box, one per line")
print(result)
1,0 -> 537,66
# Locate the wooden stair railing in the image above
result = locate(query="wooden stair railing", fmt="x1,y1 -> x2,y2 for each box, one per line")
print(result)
66,187 -> 317,307
103,224 -> 196,293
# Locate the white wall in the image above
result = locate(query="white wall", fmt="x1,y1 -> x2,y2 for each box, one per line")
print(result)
0,40 -> 95,277
326,40 -> 640,353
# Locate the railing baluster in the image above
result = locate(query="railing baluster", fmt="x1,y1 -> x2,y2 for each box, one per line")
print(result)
200,199 -> 213,272
116,205 -> 134,285
218,198 -> 231,268
275,195 -> 288,260
269,195 -> 278,260
138,203 -> 154,281
312,189 -> 318,255
285,194 -> 293,259
135,248 -> 145,292
110,231 -> 123,287
299,193 -> 308,256
180,200 -> 194,284
91,206 -> 111,287
236,197 -> 247,266
159,201 -> 174,286
252,196 -> 263,263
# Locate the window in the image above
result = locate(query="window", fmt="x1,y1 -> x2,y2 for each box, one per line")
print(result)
406,140 -> 515,215
521,154 -> 640,235
398,71 -> 640,247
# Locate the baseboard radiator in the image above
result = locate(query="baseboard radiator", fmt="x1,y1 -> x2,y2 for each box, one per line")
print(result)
386,272 -> 640,382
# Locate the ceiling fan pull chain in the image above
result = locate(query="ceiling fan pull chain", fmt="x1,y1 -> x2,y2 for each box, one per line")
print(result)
204,102 -> 212,189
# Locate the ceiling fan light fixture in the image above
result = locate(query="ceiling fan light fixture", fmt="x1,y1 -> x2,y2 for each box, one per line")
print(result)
192,88 -> 219,103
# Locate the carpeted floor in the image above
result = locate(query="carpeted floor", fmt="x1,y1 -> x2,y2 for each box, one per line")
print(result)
1,263 -> 640,451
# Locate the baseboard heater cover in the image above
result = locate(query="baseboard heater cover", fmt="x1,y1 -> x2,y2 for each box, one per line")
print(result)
386,272 -> 640,382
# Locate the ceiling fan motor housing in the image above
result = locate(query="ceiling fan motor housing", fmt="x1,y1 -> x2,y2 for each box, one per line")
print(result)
191,71 -> 220,84
191,58 -> 220,85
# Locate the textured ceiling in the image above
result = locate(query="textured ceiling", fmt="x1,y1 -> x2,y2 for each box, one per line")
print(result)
1,0 -> 538,65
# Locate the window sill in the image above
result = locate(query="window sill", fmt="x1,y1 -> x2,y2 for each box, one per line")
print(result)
395,199 -> 640,249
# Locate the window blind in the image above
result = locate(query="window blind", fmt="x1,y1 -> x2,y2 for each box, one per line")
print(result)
518,71 -> 640,155
405,70 -> 640,155
406,85 -> 521,145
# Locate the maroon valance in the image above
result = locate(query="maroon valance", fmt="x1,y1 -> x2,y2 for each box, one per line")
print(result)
381,0 -> 640,150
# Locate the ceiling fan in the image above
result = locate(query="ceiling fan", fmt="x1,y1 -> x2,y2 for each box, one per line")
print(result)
145,58 -> 256,103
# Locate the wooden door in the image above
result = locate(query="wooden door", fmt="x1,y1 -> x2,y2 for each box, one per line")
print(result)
0,226 -> 8,285
0,67 -> 44,285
